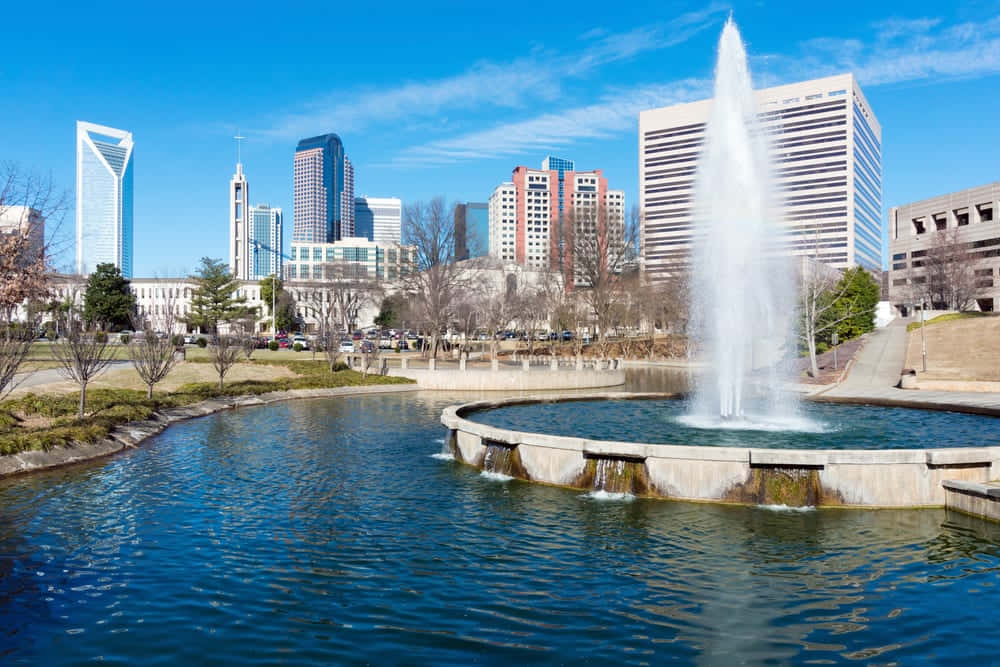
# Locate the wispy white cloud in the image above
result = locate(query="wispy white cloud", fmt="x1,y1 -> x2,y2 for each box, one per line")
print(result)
382,13 -> 1000,168
256,4 -> 728,140
384,79 -> 709,167
790,15 -> 1000,86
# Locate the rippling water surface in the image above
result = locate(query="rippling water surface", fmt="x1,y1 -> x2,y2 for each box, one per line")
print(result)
471,397 -> 1000,449
2,392 -> 1000,664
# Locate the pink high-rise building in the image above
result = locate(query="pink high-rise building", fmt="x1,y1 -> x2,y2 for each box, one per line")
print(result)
489,157 -> 624,284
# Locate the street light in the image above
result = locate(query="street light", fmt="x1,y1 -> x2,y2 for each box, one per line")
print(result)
920,301 -> 927,372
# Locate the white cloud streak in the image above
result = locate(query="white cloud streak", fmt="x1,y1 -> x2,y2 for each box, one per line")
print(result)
384,13 -> 1000,168
256,4 -> 728,140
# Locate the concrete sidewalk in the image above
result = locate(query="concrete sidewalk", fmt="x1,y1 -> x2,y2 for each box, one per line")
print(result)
827,318 -> 909,393
818,318 -> 1000,416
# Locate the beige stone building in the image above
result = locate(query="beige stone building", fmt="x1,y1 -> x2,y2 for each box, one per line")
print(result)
888,181 -> 1000,313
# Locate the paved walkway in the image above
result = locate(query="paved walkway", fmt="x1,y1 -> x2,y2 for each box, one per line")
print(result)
833,318 -> 910,392
817,319 -> 1000,416
12,361 -> 131,391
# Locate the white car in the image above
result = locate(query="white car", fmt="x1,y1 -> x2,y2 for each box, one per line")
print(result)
338,340 -> 355,353
292,336 -> 309,350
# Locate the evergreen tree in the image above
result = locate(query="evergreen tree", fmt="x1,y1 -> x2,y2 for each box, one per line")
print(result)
186,257 -> 250,334
82,263 -> 135,331
830,267 -> 880,343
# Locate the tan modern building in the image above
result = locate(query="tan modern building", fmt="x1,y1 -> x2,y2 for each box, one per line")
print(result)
638,73 -> 882,280
887,181 -> 1000,313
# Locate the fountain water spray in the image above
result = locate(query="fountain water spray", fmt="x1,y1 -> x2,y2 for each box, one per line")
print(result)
688,18 -> 796,423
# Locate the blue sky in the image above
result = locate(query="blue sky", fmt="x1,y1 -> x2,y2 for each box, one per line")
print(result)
2,0 -> 1000,275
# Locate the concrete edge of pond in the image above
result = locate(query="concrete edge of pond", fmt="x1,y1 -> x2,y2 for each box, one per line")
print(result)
0,384 -> 420,479
441,392 -> 1000,517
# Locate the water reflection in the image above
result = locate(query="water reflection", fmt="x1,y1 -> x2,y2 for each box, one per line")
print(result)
0,392 -> 997,664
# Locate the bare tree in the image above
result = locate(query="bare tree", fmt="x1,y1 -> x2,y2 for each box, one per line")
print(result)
209,335 -> 242,390
919,227 -> 979,311
128,297 -> 180,399
232,312 -> 259,360
478,263 -> 525,361
798,258 -> 856,378
52,311 -> 117,418
403,198 -> 476,359
565,202 -> 639,358
0,323 -> 38,399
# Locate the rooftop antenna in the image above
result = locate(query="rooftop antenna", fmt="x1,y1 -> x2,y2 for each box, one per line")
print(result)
234,130 -> 246,165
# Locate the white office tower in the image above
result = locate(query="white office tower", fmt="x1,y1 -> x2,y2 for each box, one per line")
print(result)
639,73 -> 882,280
488,182 -> 517,263
356,196 -> 402,245
229,162 -> 250,279
76,121 -> 134,277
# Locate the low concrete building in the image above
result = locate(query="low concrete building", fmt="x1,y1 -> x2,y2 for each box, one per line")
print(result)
888,181 -> 1000,313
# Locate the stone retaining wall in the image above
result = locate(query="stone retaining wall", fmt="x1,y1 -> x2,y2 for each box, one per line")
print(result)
391,367 -> 625,391
441,393 -> 1000,508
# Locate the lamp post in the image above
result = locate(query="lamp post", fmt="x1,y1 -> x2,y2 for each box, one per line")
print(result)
920,302 -> 927,372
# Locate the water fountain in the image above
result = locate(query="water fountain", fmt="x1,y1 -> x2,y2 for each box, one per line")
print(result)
688,18 -> 795,423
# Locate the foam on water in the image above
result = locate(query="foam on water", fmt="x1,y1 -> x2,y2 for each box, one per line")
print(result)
430,453 -> 455,461
584,490 -> 636,502
676,413 -> 828,434
758,504 -> 816,512
479,471 -> 514,482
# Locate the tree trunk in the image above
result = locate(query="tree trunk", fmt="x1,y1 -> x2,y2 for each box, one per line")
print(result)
807,335 -> 819,378
78,381 -> 87,419
147,383 -> 154,400
219,373 -> 225,390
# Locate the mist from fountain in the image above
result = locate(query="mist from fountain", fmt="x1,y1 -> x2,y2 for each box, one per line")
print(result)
687,18 -> 799,426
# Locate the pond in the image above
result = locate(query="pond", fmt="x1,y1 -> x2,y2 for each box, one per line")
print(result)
1,391 -> 999,664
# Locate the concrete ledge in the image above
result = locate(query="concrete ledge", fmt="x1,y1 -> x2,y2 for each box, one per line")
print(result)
750,449 -> 826,467
943,479 -> 1000,522
391,368 -> 625,391
443,393 -> 1000,508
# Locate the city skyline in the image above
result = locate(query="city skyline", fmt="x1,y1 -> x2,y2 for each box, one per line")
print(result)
4,2 -> 1000,275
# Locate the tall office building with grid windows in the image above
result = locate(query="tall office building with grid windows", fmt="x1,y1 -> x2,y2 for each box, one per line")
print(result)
249,204 -> 283,280
76,121 -> 134,277
638,73 -> 882,281
293,134 -> 354,244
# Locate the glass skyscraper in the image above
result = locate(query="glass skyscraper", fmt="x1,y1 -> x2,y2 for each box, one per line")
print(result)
293,134 -> 353,243
76,121 -> 134,277
249,204 -> 283,280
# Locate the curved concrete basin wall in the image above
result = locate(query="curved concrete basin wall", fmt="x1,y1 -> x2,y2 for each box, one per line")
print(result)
396,368 -> 625,391
441,393 -> 1000,508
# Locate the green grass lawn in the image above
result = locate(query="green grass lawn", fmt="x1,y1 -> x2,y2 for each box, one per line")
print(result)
906,311 -> 991,332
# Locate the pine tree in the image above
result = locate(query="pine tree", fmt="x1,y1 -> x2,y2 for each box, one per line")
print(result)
186,257 -> 250,334
82,263 -> 136,331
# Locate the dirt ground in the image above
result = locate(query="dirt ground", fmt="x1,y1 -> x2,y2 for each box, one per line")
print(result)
8,361 -> 299,397
905,316 -> 1000,381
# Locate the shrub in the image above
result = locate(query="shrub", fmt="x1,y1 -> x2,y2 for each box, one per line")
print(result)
120,333 -> 131,344
293,343 -> 303,352
196,337 -> 208,348
95,331 -> 108,344
331,361 -> 350,372
171,334 -> 184,346
268,340 -> 279,351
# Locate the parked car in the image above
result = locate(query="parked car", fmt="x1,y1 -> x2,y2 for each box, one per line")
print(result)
339,340 -> 355,353
360,340 -> 375,353
561,330 -> 574,341
292,335 -> 309,350
183,334 -> 196,345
